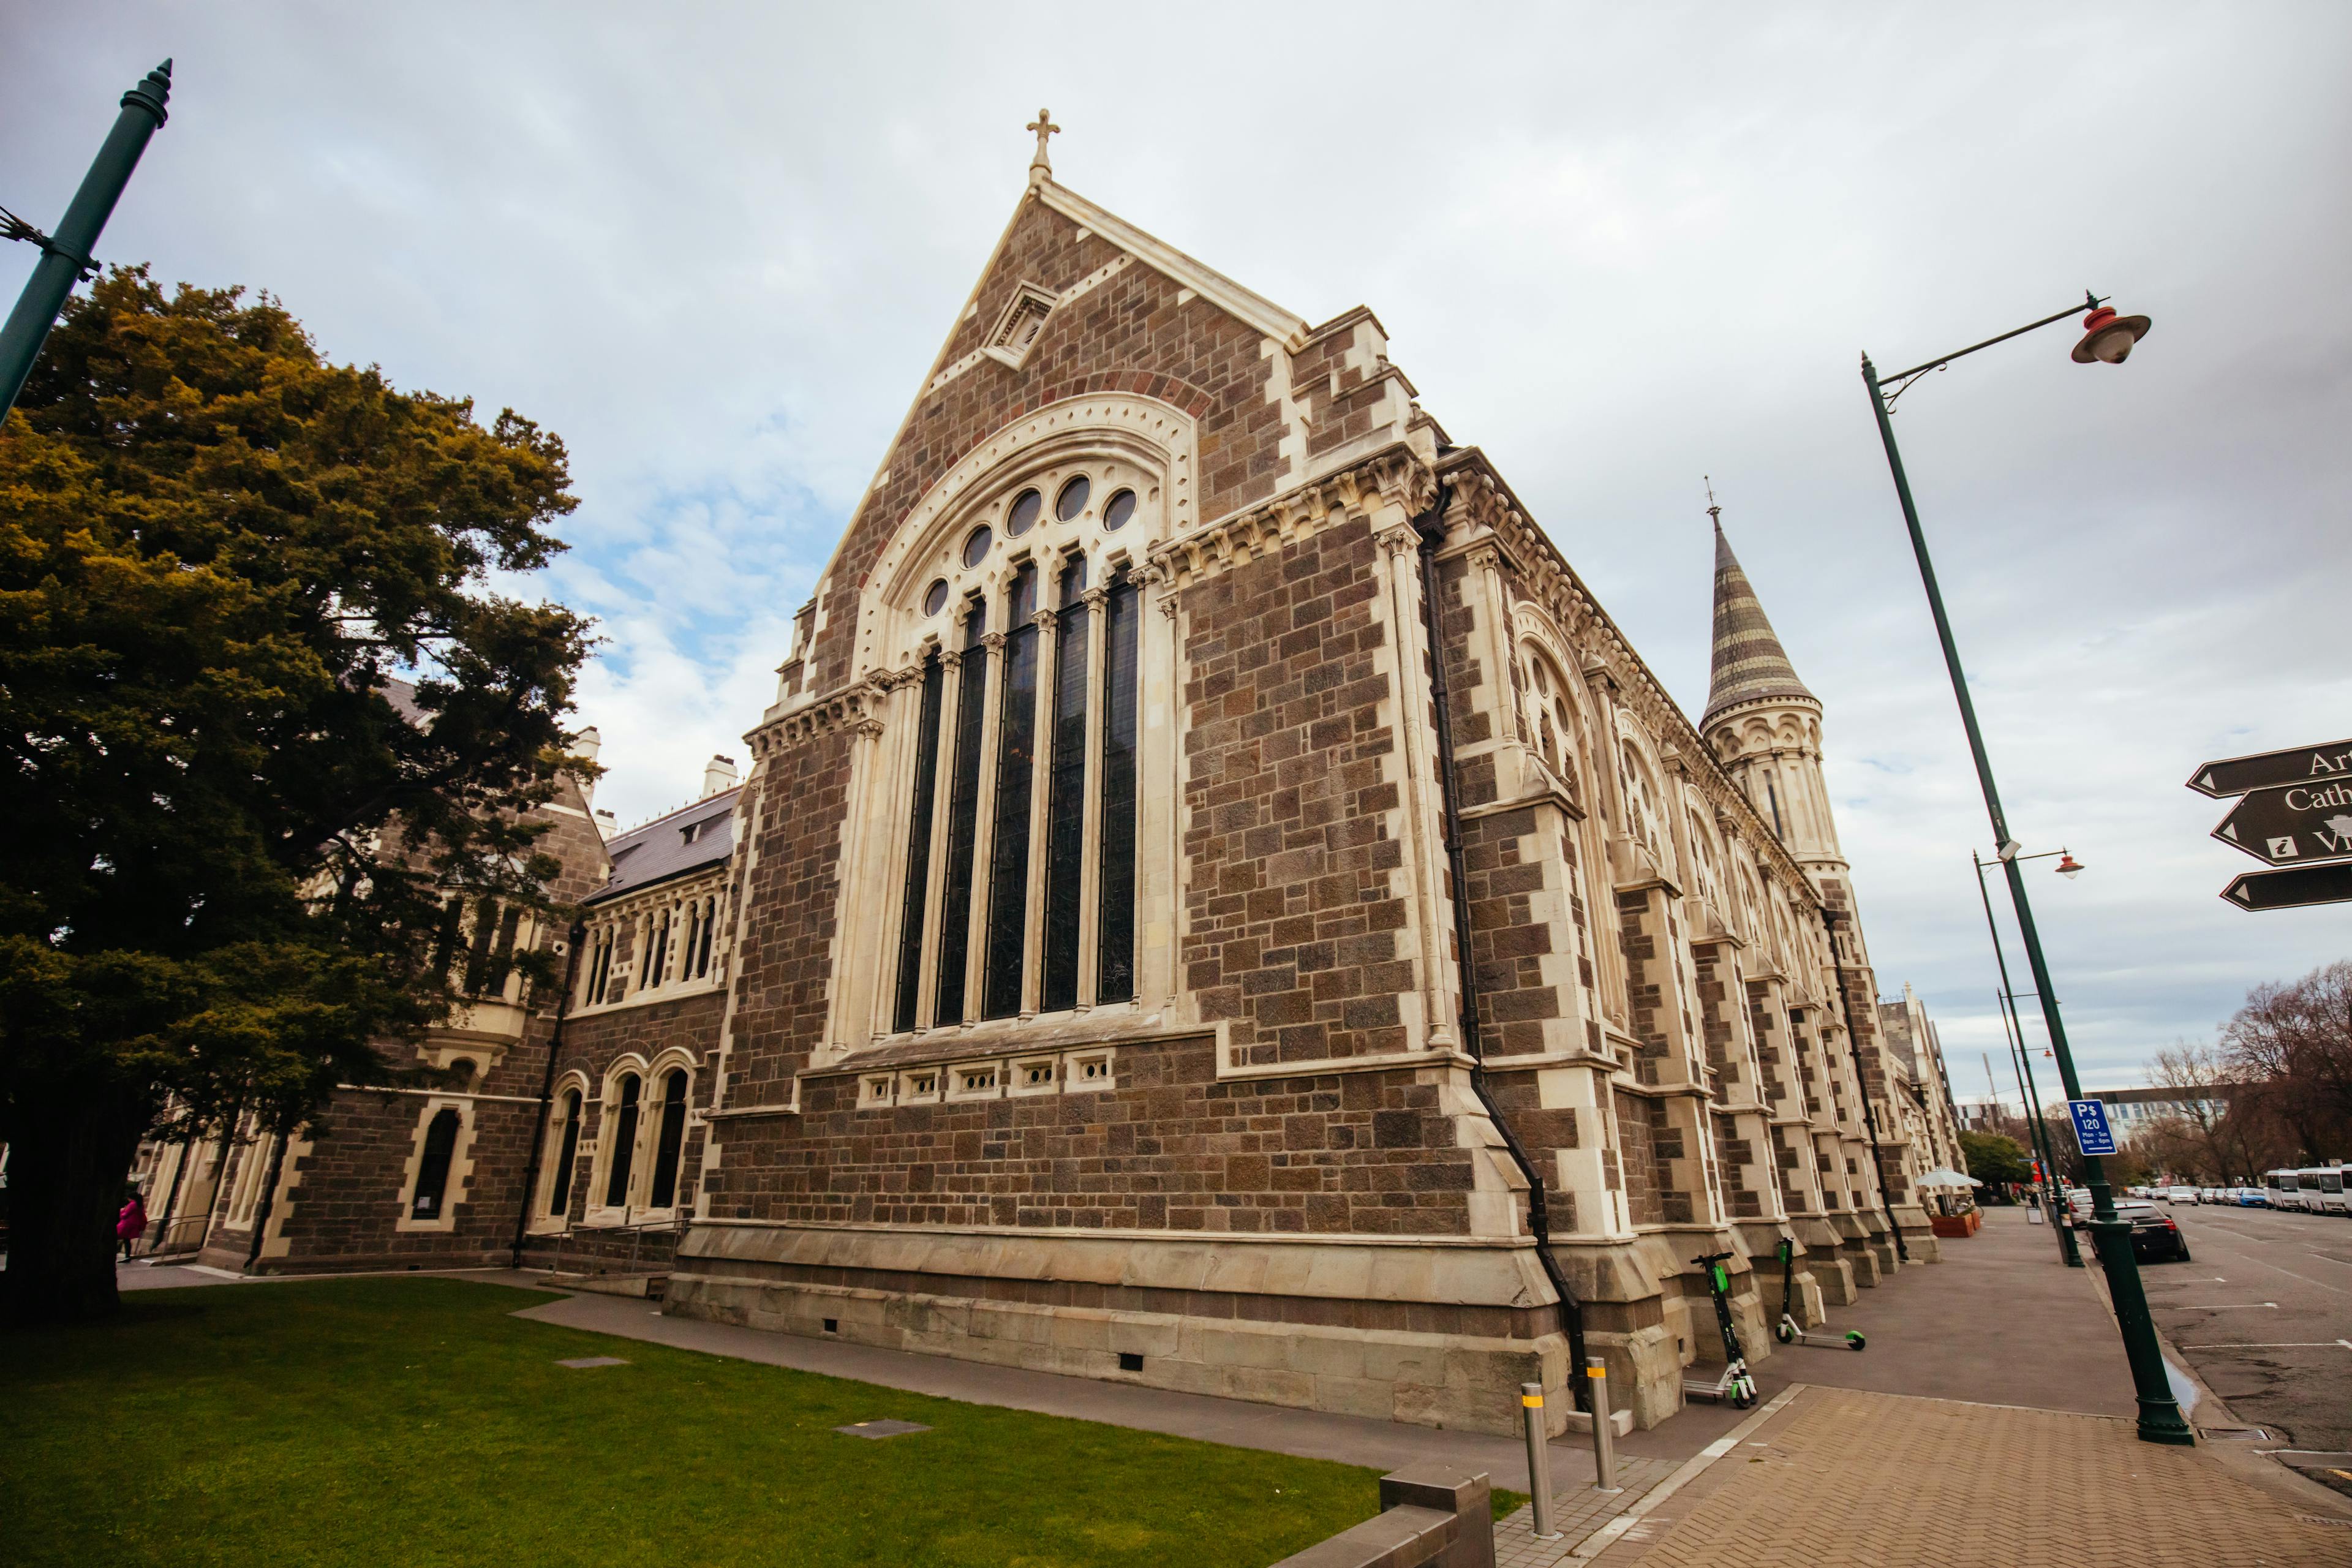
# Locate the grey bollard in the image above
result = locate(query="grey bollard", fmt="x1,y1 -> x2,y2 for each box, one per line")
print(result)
1521,1381 -> 1560,1539
1587,1359 -> 1620,1493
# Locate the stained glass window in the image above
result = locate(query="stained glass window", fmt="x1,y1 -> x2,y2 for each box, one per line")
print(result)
1041,556 -> 1090,1012
1096,567 -> 1140,1004
932,601 -> 990,1023
891,653 -> 946,1033
982,564 -> 1041,1018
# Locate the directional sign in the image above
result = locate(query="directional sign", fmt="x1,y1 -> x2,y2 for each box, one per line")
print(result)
2069,1099 -> 2118,1158
2211,780 -> 2352,867
2187,739 -> 2352,799
2222,862 -> 2352,913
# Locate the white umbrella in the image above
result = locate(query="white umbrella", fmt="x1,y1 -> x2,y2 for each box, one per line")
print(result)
1915,1167 -> 1983,1189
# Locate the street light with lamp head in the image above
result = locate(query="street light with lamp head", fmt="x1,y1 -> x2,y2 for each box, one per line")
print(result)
2055,851 -> 2085,880
2072,306 -> 2152,365
1863,296 -> 2190,1446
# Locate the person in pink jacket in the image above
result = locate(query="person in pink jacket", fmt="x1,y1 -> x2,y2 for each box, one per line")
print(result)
117,1189 -> 148,1262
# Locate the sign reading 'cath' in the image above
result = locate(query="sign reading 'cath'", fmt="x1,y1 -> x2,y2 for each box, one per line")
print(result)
2211,778 -> 2352,867
2191,738 -> 2352,911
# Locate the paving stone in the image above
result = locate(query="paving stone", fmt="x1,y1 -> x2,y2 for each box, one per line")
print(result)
554,1355 -> 630,1368
1600,1387 -> 2352,1567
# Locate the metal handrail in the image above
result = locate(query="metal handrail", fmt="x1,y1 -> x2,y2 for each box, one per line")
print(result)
537,1213 -> 687,1280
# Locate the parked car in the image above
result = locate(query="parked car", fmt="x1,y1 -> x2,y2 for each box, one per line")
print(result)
2114,1200 -> 2192,1262
2201,1186 -> 2225,1204
2231,1187 -> 2267,1207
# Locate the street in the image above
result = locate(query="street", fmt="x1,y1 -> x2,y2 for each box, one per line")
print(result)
2147,1201 -> 2352,1487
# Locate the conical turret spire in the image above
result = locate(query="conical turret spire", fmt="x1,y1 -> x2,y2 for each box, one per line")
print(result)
1702,497 -> 1815,729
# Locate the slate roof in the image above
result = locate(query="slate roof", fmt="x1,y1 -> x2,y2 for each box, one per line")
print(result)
1702,520 -> 1816,728
582,787 -> 740,906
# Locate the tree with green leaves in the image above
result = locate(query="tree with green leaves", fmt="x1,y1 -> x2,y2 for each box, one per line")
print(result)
0,269 -> 590,1325
1959,1131 -> 2031,1191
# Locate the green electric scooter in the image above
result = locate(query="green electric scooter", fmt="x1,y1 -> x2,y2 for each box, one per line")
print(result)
1681,1251 -> 1760,1409
1771,1235 -> 1865,1351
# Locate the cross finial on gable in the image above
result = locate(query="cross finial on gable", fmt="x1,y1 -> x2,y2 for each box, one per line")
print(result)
1026,108 -> 1060,187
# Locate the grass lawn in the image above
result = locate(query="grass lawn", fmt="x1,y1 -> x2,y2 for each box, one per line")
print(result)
1,1276 -> 1518,1567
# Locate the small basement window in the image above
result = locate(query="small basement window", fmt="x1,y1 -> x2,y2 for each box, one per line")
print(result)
1117,1352 -> 1144,1373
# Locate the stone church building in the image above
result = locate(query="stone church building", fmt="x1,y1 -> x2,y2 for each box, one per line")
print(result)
138,130 -> 1966,1435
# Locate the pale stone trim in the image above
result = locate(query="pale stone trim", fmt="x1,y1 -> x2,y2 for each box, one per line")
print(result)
960,629 -> 1008,1020
914,649 -> 963,1031
1036,181 -> 1309,350
1216,1046 -> 1471,1082
1372,518 -> 1454,1053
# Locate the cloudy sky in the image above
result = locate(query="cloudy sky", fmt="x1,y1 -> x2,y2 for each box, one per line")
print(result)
9,4 -> 2348,1093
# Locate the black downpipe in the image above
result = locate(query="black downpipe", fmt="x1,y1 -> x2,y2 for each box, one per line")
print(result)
1412,489 -> 1593,1412
1820,907 -> 1908,1263
512,919 -> 590,1267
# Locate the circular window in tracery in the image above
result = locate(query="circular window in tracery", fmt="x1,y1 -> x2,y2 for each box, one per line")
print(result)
1005,488 -> 1042,537
1101,488 -> 1136,532
922,578 -> 949,617
962,526 -> 993,568
1056,475 -> 1090,521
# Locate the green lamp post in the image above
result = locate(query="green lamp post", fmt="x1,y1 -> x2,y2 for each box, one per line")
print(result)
0,59 -> 173,419
1863,296 -> 2192,1447
1972,847 -> 2082,1267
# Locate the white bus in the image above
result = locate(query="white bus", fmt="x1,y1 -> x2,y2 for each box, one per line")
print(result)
2296,1166 -> 2348,1216
2264,1169 -> 2304,1211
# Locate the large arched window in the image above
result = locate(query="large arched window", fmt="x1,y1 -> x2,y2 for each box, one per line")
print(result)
646,1069 -> 690,1209
887,530 -> 1144,1030
411,1109 -> 461,1220
603,1073 -> 641,1207
832,402 -> 1193,1055
545,1088 -> 582,1219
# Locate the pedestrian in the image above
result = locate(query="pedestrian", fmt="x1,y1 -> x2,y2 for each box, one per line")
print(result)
117,1188 -> 148,1262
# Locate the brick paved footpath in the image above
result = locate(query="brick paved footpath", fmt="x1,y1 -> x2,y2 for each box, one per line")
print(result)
1584,1385 -> 2352,1568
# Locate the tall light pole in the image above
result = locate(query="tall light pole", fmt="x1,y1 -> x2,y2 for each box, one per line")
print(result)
1972,848 -> 2080,1265
0,61 -> 173,419
1864,296 -> 2192,1447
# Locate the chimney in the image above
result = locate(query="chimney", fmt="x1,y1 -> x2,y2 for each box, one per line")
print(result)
702,754 -> 739,797
570,726 -> 603,808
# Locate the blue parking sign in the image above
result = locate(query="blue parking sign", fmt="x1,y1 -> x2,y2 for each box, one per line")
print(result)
2069,1099 -> 2118,1157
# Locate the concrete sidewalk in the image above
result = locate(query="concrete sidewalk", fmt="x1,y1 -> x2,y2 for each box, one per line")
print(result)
1588,1384 -> 2352,1567
1738,1205 -> 2139,1417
